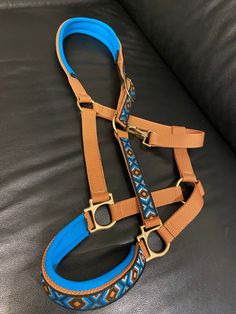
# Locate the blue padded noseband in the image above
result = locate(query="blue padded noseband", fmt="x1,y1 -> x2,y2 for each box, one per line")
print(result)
44,213 -> 136,292
57,17 -> 120,76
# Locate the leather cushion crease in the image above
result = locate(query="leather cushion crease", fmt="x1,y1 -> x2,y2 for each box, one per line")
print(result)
0,1 -> 235,314
120,0 -> 236,151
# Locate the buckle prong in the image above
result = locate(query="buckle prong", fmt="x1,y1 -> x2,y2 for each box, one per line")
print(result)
84,193 -> 116,233
137,224 -> 170,262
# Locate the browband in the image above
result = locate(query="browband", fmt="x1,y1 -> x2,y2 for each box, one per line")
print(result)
41,17 -> 205,310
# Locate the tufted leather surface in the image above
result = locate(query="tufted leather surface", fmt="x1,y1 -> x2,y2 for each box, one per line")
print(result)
0,1 -> 236,313
120,0 -> 236,151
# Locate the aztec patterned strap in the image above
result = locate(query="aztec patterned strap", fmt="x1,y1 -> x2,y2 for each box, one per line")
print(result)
41,213 -> 146,310
115,131 -> 162,229
41,17 -> 205,311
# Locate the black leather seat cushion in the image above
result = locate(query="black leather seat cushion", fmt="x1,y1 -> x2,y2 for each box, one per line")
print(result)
0,1 -> 235,313
121,0 -> 236,151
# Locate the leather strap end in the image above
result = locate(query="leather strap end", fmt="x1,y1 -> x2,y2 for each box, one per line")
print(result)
84,211 -> 95,231
144,216 -> 162,229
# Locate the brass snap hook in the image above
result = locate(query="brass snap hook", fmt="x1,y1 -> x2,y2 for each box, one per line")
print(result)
126,124 -> 152,147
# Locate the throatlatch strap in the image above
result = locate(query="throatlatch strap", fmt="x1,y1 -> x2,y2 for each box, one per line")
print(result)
41,17 -> 205,311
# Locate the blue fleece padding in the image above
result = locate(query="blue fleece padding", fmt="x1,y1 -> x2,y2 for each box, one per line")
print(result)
44,213 -> 136,291
58,17 -> 120,75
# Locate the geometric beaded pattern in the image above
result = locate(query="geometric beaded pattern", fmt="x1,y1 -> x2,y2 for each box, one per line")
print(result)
119,82 -> 135,125
41,246 -> 145,311
120,137 -> 159,220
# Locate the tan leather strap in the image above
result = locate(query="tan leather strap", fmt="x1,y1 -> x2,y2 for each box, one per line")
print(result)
68,75 -> 93,104
110,186 -> 184,221
148,128 -> 204,148
81,108 -> 110,203
85,181 -> 204,246
173,126 -> 197,182
158,181 -> 204,244
85,185 -> 184,232
93,102 -> 205,148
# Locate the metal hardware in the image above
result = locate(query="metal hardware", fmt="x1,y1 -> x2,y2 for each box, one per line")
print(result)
112,115 -> 118,134
176,177 -> 183,187
84,193 -> 116,233
124,78 -> 135,102
126,124 -> 151,147
77,99 -> 94,112
137,224 -> 170,262
176,178 -> 185,204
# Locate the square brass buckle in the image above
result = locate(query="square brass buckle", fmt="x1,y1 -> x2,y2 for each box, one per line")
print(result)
126,124 -> 151,147
84,193 -> 116,233
137,224 -> 170,262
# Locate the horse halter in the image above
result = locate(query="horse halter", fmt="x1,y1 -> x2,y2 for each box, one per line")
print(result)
41,17 -> 205,311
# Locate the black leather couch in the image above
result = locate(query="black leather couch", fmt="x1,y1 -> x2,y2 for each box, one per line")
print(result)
1,1 -> 236,313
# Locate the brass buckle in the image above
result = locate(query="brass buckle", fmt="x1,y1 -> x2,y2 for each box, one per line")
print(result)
84,193 -> 116,233
137,224 -> 170,262
126,124 -> 151,147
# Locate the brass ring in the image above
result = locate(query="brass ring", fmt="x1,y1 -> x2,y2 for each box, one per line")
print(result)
176,177 -> 183,187
176,178 -> 185,204
112,115 -> 118,134
77,99 -> 95,112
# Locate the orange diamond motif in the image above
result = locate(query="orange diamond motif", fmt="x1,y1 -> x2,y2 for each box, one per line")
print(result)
69,297 -> 86,309
43,284 -> 50,296
139,189 -> 148,199
132,268 -> 138,281
105,286 -> 119,302
127,148 -> 133,156
133,168 -> 141,177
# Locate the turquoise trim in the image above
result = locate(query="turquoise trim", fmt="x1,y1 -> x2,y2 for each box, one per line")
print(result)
44,213 -> 136,292
58,17 -> 120,75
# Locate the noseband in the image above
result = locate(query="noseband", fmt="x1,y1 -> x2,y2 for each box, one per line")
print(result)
41,17 -> 205,311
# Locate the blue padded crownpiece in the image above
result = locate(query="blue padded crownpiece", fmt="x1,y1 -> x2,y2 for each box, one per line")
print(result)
58,17 -> 121,76
44,213 -> 136,292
